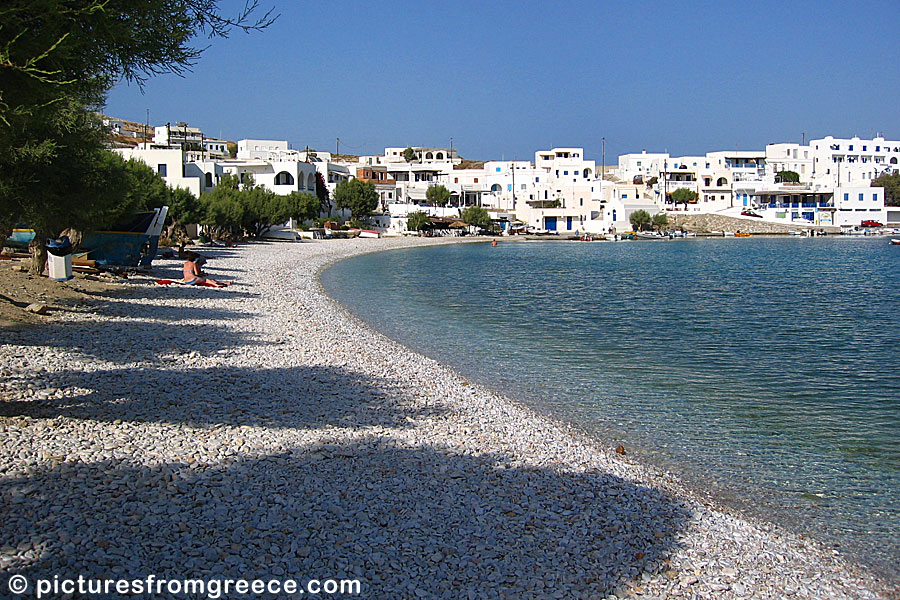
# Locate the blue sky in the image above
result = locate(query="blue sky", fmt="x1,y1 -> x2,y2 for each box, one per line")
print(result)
104,0 -> 900,163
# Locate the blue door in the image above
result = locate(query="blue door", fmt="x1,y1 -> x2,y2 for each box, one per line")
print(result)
567,216 -> 573,230
545,216 -> 557,231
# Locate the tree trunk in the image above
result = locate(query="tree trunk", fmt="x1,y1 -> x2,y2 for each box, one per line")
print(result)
29,230 -> 49,276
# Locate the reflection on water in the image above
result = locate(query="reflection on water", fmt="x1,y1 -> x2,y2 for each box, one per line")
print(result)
322,237 -> 900,580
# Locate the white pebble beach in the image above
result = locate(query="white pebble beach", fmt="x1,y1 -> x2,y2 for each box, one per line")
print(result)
0,237 -> 891,599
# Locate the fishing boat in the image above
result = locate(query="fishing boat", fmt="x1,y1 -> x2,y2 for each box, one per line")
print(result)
735,232 -> 752,238
3,227 -> 36,249
78,206 -> 168,268
890,239 -> 900,245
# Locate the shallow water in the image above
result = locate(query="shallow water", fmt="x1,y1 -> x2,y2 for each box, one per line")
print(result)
321,236 -> 900,580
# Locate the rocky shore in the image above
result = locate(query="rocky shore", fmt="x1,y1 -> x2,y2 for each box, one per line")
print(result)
0,237 -> 890,599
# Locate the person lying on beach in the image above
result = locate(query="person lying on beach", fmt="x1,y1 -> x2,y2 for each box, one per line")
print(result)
178,241 -> 209,273
182,259 -> 230,287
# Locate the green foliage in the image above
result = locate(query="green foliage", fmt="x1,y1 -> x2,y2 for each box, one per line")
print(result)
629,209 -> 652,231
670,188 -> 699,205
403,147 -> 417,162
775,170 -> 800,183
406,211 -> 432,232
0,1 -> 275,125
168,187 -> 203,229
240,186 -> 287,237
122,158 -> 170,211
872,172 -> 900,207
652,212 -> 669,232
202,193 -> 245,238
217,173 -> 242,190
461,206 -> 491,230
0,0 -> 274,271
285,191 -> 321,224
333,179 -> 378,220
426,184 -> 451,207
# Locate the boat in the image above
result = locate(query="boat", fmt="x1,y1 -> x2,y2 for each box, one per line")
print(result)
3,227 -> 36,250
78,206 -> 168,268
890,239 -> 900,245
735,232 -> 752,238
634,231 -> 666,240
348,228 -> 380,238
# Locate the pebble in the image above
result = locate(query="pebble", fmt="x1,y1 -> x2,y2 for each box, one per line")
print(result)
0,238 -> 890,599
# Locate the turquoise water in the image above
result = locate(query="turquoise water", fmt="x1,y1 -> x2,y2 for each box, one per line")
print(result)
321,237 -> 900,580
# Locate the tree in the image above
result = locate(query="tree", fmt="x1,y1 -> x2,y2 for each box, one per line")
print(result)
285,191 -> 321,225
240,186 -> 289,237
776,170 -> 800,183
629,209 -> 651,231
0,1 -> 274,271
201,191 -> 244,239
460,206 -> 491,230
406,211 -> 432,232
670,188 -> 699,206
426,184 -> 451,207
651,212 -> 669,232
872,173 -> 900,207
315,171 -> 331,214
333,179 -> 379,220
165,187 -> 203,241
402,147 -> 417,162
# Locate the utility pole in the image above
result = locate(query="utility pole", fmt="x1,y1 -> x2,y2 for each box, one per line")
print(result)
601,137 -> 606,179
511,159 -> 516,210
336,138 -> 340,156
144,109 -> 149,149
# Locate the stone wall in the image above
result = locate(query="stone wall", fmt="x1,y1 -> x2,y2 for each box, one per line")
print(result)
667,213 -> 839,234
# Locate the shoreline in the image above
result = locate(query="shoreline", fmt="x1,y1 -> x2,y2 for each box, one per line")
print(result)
0,237 -> 892,599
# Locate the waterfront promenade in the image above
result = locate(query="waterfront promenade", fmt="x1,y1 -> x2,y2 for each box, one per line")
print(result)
0,238 -> 889,599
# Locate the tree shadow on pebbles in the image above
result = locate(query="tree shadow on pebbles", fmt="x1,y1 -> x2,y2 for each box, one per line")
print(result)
0,364 -> 438,430
0,441 -> 690,599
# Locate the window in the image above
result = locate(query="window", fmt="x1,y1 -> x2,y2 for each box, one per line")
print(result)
863,146 -> 867,151
873,194 -> 878,201
507,184 -> 512,191
844,193 -> 849,201
496,167 -> 501,172
274,171 -> 295,186
859,193 -> 864,201
205,173 -> 213,188
849,145 -> 854,151
474,178 -> 478,183
157,164 -> 167,177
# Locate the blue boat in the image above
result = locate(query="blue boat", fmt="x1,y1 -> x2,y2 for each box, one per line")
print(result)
79,206 -> 168,268
3,227 -> 36,249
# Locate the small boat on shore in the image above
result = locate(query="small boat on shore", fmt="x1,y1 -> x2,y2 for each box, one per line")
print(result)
735,232 -> 751,238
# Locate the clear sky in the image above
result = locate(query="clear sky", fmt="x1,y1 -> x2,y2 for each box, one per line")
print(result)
104,0 -> 900,163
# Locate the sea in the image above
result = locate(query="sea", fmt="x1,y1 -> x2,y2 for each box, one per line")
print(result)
320,236 -> 900,582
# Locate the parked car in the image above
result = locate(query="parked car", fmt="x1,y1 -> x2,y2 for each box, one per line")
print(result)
861,220 -> 883,227
741,210 -> 762,218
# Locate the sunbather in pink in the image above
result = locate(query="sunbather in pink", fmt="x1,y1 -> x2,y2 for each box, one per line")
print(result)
183,260 -> 230,287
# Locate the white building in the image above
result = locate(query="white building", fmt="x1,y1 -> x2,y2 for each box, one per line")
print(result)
153,123 -> 203,149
